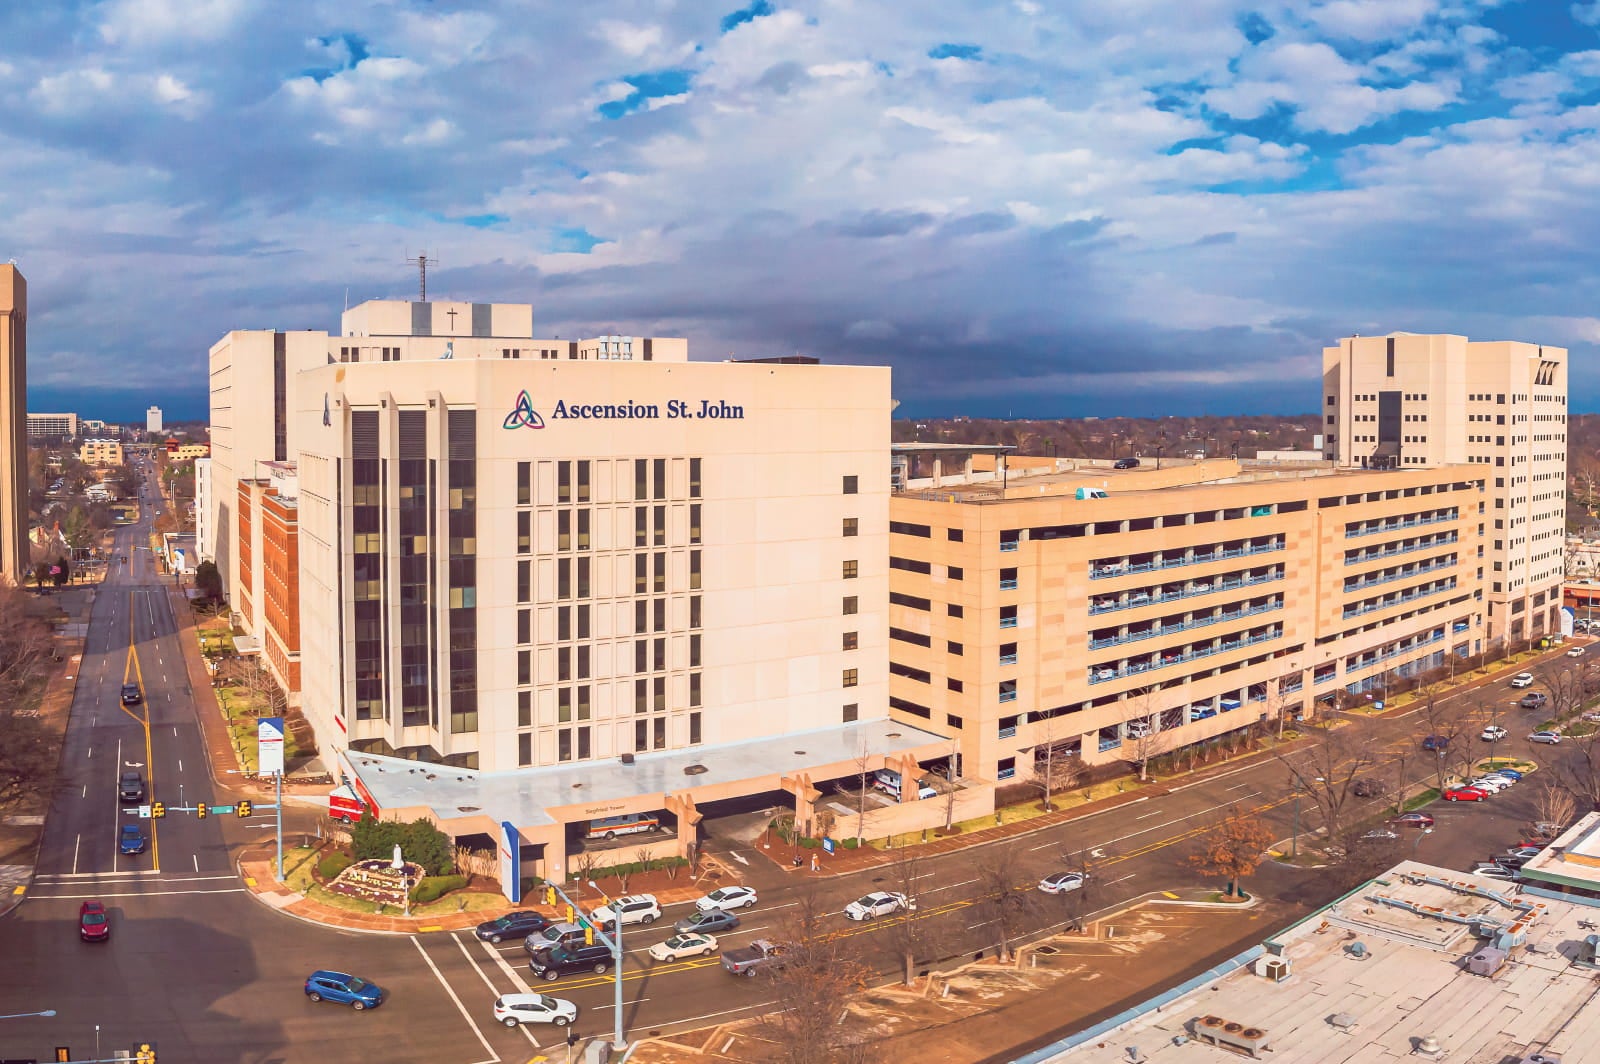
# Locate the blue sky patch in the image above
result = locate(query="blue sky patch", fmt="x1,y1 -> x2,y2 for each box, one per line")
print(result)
928,43 -> 982,61
550,227 -> 604,254
460,214 -> 507,229
597,69 -> 694,119
720,0 -> 773,33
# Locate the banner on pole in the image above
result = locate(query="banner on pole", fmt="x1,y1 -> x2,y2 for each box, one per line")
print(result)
258,716 -> 285,775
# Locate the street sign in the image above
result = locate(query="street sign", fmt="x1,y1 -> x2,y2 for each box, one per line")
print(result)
138,804 -> 151,819
258,716 -> 285,775
822,837 -> 836,855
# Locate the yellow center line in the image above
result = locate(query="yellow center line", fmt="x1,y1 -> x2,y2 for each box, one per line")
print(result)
120,598 -> 159,872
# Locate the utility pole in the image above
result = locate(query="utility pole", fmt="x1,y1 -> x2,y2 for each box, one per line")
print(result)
543,880 -> 626,1050
405,251 -> 434,301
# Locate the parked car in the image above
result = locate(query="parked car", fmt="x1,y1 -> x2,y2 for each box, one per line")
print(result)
1113,457 -> 1140,469
1481,725 -> 1508,741
1471,865 -> 1517,881
1504,846 -> 1542,860
120,683 -> 142,705
1469,777 -> 1511,794
591,894 -> 661,929
1421,735 -> 1450,752
1510,673 -> 1536,688
1444,786 -> 1489,802
843,891 -> 914,920
1388,812 -> 1435,828
696,886 -> 759,913
647,932 -> 718,961
492,993 -> 577,1028
1519,692 -> 1548,709
676,909 -> 741,935
1487,768 -> 1524,780
1038,871 -> 1089,895
1351,778 -> 1386,798
118,824 -> 146,855
1529,731 -> 1563,744
304,971 -> 384,1010
79,900 -> 110,942
475,911 -> 552,943
530,943 -> 614,981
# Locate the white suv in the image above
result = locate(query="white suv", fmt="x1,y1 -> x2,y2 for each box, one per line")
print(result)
1510,672 -> 1535,688
591,894 -> 660,929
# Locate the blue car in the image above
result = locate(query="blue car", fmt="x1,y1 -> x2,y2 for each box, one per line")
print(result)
118,824 -> 146,855
305,970 -> 384,1010
1486,768 -> 1524,780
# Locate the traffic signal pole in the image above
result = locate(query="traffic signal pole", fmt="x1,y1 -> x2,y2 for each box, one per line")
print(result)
275,770 -> 284,882
544,881 -> 624,1052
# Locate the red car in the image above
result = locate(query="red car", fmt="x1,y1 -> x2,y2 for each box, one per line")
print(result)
79,900 -> 109,942
1388,812 -> 1436,828
1444,786 -> 1489,802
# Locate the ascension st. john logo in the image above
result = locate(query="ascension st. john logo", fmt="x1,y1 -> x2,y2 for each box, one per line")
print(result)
503,390 -> 546,430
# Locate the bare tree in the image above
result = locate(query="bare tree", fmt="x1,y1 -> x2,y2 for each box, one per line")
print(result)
1537,660 -> 1587,725
0,585 -> 53,710
1413,693 -> 1473,795
970,843 -> 1038,963
1278,719 -> 1376,845
240,657 -> 288,721
849,743 -> 874,843
756,886 -> 879,1064
1189,806 -> 1274,897
1042,847 -> 1100,933
1533,781 -> 1578,836
877,848 -> 951,986
1024,719 -> 1080,810
1127,723 -> 1175,783
1556,730 -> 1600,814
1389,747 -> 1412,817
938,739 -> 961,832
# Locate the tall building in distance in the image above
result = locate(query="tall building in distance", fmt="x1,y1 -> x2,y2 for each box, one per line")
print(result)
0,265 -> 27,585
1323,333 -> 1567,644
146,405 -> 163,433
25,412 -> 77,439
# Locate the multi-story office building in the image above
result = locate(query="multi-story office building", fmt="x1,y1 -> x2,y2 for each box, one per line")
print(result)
1323,333 -> 1566,644
194,457 -> 213,567
0,266 -> 26,585
26,412 -> 78,439
78,438 -> 124,467
235,462 -> 301,702
146,406 -> 162,433
886,457 -> 1485,781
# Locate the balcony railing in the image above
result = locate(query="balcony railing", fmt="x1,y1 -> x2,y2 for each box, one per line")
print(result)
1000,578 -> 1018,590
1087,628 -> 1282,685
1088,600 -> 1283,650
1342,557 -> 1456,594
1344,512 -> 1455,539
1000,540 -> 1020,553
1088,569 -> 1283,615
998,725 -> 1017,738
999,652 -> 1018,666
1345,532 -> 1458,566
999,690 -> 1018,703
1342,580 -> 1456,619
1344,630 -> 1445,672
1000,616 -> 1018,629
1090,539 -> 1284,580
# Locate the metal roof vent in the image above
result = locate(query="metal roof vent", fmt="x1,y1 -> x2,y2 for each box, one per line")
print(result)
684,764 -> 708,775
1415,1034 -> 1445,1058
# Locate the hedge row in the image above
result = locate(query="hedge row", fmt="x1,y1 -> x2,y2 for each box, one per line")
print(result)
411,874 -> 470,905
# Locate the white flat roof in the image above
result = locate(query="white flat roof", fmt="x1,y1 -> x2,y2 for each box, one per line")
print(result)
1040,860 -> 1600,1063
345,717 -> 946,830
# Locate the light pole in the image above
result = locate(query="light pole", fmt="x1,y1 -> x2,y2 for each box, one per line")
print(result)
1290,781 -> 1301,859
588,880 -> 627,1051
0,1010 -> 56,1020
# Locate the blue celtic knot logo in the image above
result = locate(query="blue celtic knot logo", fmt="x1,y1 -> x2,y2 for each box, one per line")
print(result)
503,390 -> 545,430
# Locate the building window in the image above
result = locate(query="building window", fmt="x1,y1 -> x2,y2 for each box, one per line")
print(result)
689,711 -> 702,745
517,461 -> 530,505
690,503 -> 702,544
689,550 -> 701,590
635,506 -> 648,547
843,595 -> 858,615
690,633 -> 702,667
843,668 -> 859,688
843,475 -> 859,494
517,560 -> 530,602
635,459 -> 648,500
948,640 -> 963,655
558,729 -> 573,762
948,677 -> 964,692
518,690 -> 532,728
948,528 -> 964,542
690,457 -> 702,498
843,517 -> 859,537
843,560 -> 858,579
948,603 -> 964,618
843,703 -> 859,723
690,672 -> 702,707
946,714 -> 963,729
1000,567 -> 1018,591
948,566 -> 964,580
997,757 -> 1016,780
1000,605 -> 1018,628
691,595 -> 702,628
518,733 -> 532,766
517,510 -> 530,553
843,631 -> 859,651
517,609 -> 531,644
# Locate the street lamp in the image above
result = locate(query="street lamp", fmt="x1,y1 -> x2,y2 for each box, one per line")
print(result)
588,880 -> 628,1051
0,1010 -> 56,1020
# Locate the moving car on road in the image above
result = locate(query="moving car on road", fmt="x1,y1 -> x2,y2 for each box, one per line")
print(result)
676,909 -> 740,935
79,900 -> 109,942
647,933 -> 718,961
1444,786 -> 1489,802
1519,692 -> 1548,709
1570,647 -> 1585,658
475,911 -> 551,943
696,885 -> 758,912
721,939 -> 787,978
118,770 -> 145,804
1529,731 -> 1563,745
304,971 -> 384,1010
118,824 -> 146,855
1038,872 -> 1089,895
844,891 -> 915,920
529,943 -> 613,981
1510,673 -> 1535,688
491,993 -> 577,1027
591,893 -> 661,929
120,683 -> 142,705
1481,725 -> 1508,741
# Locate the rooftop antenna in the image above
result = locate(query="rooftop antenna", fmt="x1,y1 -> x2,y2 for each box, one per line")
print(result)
405,251 -> 435,301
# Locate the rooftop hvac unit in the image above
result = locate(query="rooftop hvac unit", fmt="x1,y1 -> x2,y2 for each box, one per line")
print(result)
1254,955 -> 1292,982
1193,1017 -> 1270,1058
1468,946 -> 1507,976
1578,934 -> 1600,968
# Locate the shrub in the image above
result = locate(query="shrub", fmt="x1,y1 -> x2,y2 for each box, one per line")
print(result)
317,853 -> 354,880
351,813 -> 454,875
411,874 -> 469,905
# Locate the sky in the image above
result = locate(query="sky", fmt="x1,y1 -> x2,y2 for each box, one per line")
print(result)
5,0 -> 1600,422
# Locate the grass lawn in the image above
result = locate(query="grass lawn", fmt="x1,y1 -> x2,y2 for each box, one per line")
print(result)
413,892 -> 505,916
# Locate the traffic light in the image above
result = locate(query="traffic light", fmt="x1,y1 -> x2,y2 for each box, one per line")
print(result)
56,1047 -> 71,1062
196,802 -> 208,819
585,925 -> 595,946
545,885 -> 557,905
151,801 -> 166,819
237,800 -> 252,818
565,904 -> 575,923
134,1042 -> 157,1064
566,1029 -> 579,1048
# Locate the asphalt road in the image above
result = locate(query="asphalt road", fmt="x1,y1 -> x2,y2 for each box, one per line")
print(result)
0,471 -> 1578,1062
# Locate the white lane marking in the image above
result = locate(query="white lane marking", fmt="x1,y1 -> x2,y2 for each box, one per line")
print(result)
668,1002 -> 775,1028
1135,811 -> 1161,820
411,936 -> 500,1063
193,854 -> 199,873
113,737 -> 123,873
37,872 -> 233,884
178,760 -> 183,773
81,785 -> 87,799
918,878 -> 979,895
34,887 -> 249,900
456,935 -> 538,1044
1106,872 -> 1138,885
72,834 -> 80,875
87,747 -> 92,759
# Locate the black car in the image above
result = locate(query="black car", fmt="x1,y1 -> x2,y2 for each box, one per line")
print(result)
529,943 -> 612,981
118,770 -> 145,804
675,909 -> 742,935
475,911 -> 552,943
1352,778 -> 1387,799
1113,457 -> 1140,469
120,684 -> 142,705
